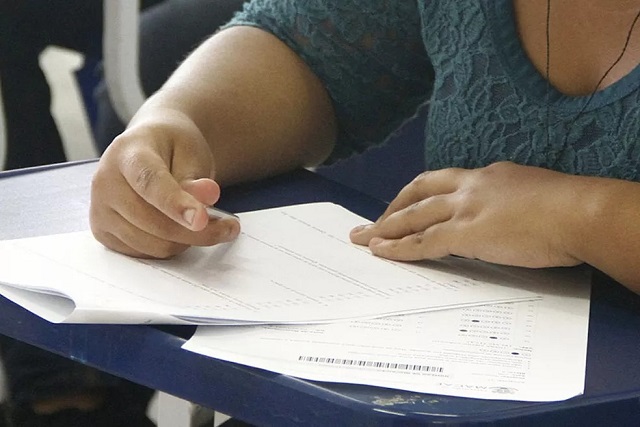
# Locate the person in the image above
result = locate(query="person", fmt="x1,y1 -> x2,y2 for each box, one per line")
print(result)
90,0 -> 640,308
1,1 -> 245,426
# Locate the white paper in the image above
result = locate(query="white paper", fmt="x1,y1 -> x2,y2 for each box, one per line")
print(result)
184,261 -> 591,402
0,202 -> 538,324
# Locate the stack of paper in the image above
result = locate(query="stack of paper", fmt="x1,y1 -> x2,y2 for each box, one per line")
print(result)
184,261 -> 590,402
0,203 -> 591,401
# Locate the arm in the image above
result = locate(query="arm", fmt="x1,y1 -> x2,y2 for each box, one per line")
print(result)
569,174 -> 640,292
350,162 -> 640,294
128,26 -> 337,186
90,26 -> 337,258
91,0 -> 431,259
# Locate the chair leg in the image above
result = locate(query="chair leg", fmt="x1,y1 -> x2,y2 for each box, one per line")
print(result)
155,391 -> 218,427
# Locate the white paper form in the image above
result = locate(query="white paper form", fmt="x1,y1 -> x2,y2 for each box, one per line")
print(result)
0,203 -> 537,324
184,261 -> 591,402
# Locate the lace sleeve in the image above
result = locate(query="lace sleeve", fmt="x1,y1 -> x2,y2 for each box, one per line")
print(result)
224,0 -> 434,163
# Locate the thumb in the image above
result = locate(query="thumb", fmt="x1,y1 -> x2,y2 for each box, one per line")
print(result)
181,178 -> 221,206
166,134 -> 217,230
173,178 -> 221,232
119,149 -> 211,231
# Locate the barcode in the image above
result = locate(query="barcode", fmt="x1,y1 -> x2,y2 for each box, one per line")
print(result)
298,356 -> 444,373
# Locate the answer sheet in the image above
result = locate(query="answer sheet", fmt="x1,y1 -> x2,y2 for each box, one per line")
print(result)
0,203 -> 541,324
184,261 -> 591,402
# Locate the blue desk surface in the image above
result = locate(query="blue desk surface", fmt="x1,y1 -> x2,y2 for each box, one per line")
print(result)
1,161 -> 640,426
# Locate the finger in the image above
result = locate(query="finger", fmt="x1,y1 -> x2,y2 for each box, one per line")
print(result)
378,168 -> 463,222
351,194 -> 453,245
119,149 -> 210,231
114,233 -> 188,259
107,195 -> 240,249
105,209 -> 193,258
367,222 -> 457,261
181,178 -> 220,206
96,207 -> 190,258
92,230 -> 148,259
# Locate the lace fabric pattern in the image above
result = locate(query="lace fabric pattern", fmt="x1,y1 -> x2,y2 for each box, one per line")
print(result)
226,0 -> 434,162
226,0 -> 640,181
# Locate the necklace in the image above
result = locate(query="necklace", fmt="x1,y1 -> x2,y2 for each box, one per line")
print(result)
545,0 -> 640,168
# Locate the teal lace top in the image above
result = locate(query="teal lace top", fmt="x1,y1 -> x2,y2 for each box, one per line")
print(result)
226,0 -> 640,181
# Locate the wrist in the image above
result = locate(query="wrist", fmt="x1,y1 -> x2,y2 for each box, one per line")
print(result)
560,175 -> 626,266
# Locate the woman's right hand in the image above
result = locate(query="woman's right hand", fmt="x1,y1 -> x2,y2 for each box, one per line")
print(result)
89,109 -> 240,259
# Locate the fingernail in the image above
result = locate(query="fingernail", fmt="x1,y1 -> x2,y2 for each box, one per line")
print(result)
351,224 -> 371,234
224,222 -> 240,241
182,208 -> 196,226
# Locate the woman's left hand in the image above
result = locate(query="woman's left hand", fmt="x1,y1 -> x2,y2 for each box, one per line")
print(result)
350,161 -> 584,268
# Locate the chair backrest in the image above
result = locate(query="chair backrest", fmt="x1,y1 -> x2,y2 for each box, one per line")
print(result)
103,0 -> 145,124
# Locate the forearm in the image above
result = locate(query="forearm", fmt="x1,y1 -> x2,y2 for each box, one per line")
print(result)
567,175 -> 640,292
129,26 -> 337,186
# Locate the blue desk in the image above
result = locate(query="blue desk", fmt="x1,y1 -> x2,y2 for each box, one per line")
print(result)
1,161 -> 640,426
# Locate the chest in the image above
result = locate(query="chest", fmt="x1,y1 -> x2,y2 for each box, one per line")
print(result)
420,1 -> 640,180
513,0 -> 640,96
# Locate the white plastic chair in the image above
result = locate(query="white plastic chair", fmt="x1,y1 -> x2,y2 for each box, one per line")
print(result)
103,0 -> 146,124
